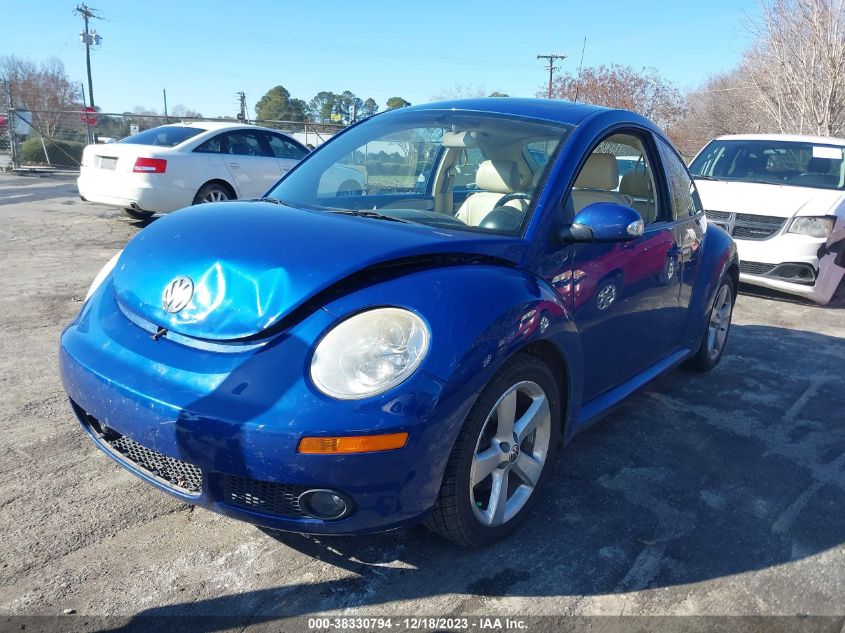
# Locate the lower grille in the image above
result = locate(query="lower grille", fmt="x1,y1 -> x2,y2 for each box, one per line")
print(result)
706,210 -> 731,222
223,475 -> 309,517
98,428 -> 202,494
740,261 -> 777,276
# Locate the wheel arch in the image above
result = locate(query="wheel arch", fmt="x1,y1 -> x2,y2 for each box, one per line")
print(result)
518,338 -> 575,441
196,178 -> 237,201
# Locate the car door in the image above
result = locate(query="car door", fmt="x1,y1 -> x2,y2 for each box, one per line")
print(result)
654,136 -> 706,311
219,130 -> 281,198
544,129 -> 685,401
263,131 -> 308,176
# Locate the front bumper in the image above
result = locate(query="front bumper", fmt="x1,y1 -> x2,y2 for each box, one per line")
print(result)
59,284 -> 473,534
735,232 -> 845,304
77,171 -> 194,213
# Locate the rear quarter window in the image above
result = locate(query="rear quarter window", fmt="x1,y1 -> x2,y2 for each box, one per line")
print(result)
120,126 -> 205,147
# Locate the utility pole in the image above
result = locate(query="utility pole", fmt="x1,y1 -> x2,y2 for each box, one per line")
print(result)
162,88 -> 168,122
75,4 -> 100,109
537,53 -> 567,99
236,92 -> 246,122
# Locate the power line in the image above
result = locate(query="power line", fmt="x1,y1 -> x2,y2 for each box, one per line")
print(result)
537,53 -> 567,99
74,3 -> 101,109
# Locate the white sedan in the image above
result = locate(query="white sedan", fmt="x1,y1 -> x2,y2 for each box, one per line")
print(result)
77,122 -> 364,220
691,133 -> 845,305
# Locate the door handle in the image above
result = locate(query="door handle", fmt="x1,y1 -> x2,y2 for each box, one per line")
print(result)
228,162 -> 240,169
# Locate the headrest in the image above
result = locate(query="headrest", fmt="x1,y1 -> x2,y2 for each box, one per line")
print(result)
441,130 -> 478,148
619,170 -> 652,197
807,157 -> 833,173
476,160 -> 520,194
574,153 -> 618,190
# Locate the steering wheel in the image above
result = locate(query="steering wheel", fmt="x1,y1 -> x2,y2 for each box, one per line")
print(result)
494,192 -> 532,208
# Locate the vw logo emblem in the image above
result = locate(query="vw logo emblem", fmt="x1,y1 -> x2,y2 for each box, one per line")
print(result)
161,276 -> 194,314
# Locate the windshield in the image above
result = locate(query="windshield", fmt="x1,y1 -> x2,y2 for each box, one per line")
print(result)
120,125 -> 206,147
266,111 -> 572,236
690,139 -> 845,191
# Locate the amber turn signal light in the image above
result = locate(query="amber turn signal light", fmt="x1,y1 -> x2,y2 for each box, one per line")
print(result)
298,432 -> 409,454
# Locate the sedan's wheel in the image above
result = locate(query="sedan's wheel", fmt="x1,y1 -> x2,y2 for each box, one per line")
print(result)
121,207 -> 154,220
193,183 -> 232,205
685,275 -> 735,371
425,354 -> 560,547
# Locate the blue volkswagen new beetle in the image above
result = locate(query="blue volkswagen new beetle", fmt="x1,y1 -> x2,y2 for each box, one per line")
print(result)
60,99 -> 738,547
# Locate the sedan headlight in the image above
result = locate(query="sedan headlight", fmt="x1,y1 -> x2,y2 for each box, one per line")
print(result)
85,251 -> 122,300
311,307 -> 430,399
788,216 -> 835,238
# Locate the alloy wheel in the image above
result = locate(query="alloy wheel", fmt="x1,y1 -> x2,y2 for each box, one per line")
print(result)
202,189 -> 229,203
470,381 -> 551,527
707,284 -> 733,359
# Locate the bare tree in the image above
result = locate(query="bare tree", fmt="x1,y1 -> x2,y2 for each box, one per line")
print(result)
673,72 -> 773,156
431,83 -> 494,101
744,0 -> 845,136
0,56 -> 80,137
543,64 -> 685,132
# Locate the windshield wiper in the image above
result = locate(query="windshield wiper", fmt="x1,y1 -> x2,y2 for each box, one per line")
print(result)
692,174 -> 719,181
255,197 -> 289,206
332,209 -> 417,224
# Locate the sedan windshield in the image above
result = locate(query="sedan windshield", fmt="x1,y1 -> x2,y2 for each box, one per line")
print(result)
690,139 -> 845,191
266,111 -> 572,236
120,125 -> 206,147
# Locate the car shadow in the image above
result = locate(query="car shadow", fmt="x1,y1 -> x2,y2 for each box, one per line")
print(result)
105,323 -> 845,631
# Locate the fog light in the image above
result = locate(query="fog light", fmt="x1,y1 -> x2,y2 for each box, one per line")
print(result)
299,489 -> 350,520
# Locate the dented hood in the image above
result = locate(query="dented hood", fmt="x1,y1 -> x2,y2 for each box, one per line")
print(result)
112,201 -> 525,340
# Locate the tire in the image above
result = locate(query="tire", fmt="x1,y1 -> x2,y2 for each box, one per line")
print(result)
594,276 -> 620,312
193,182 -> 233,205
425,354 -> 561,547
685,275 -> 735,372
121,207 -> 154,220
659,257 -> 677,285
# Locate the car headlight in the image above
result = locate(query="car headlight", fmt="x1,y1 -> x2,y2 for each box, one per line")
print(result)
85,251 -> 122,300
310,307 -> 430,399
788,216 -> 835,238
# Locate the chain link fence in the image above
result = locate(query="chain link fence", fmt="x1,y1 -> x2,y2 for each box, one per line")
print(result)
3,109 -> 345,172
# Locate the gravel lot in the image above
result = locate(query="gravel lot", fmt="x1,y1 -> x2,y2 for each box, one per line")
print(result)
0,173 -> 843,629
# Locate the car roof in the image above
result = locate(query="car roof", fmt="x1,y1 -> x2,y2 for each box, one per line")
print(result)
158,121 -> 294,135
715,133 -> 845,147
397,98 -> 609,127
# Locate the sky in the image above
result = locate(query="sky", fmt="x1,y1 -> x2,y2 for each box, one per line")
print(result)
2,0 -> 759,118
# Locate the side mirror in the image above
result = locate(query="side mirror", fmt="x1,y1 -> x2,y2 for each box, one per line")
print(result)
560,202 -> 645,243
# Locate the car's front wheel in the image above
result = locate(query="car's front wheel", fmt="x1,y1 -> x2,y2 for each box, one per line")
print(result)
425,354 -> 560,547
686,276 -> 735,371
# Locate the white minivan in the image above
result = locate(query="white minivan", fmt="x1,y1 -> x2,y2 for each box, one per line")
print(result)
690,134 -> 845,304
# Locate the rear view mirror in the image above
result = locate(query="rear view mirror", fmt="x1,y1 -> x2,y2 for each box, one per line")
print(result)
560,202 -> 645,243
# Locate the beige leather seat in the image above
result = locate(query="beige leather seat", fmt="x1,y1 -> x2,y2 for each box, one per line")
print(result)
456,160 -> 527,226
619,169 -> 657,223
571,153 -> 630,212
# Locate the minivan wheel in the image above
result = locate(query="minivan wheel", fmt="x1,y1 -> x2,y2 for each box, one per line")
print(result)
685,275 -> 735,371
425,354 -> 560,547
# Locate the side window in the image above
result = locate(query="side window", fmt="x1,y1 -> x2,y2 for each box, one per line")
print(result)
656,137 -> 702,220
194,134 -> 224,154
221,131 -> 270,157
265,133 -> 307,160
569,132 -> 660,224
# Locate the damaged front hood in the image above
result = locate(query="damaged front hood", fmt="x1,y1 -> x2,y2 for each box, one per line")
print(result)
695,179 -> 845,218
112,201 -> 525,340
